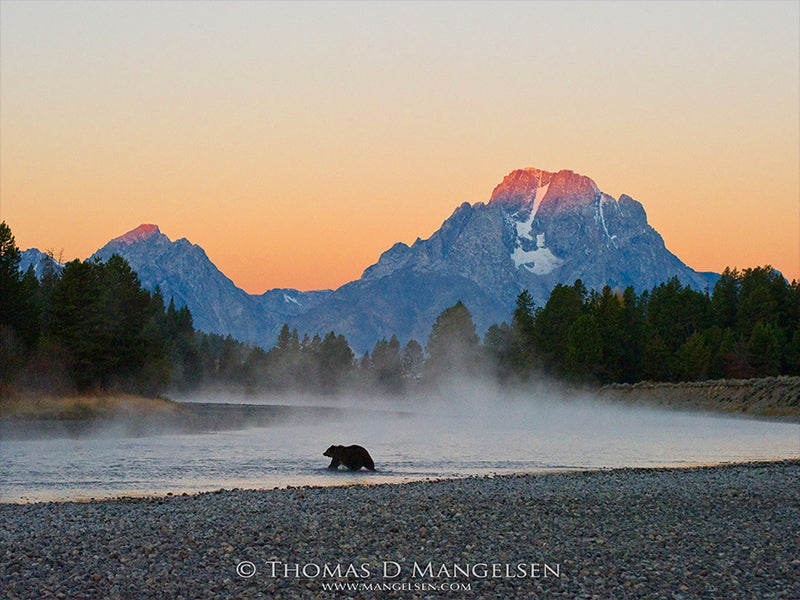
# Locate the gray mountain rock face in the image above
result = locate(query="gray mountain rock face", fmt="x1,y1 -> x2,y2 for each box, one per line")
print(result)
19,249 -> 61,279
319,168 -> 716,351
29,167 -> 718,353
91,225 -> 331,346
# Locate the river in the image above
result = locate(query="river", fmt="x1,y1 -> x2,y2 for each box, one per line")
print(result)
1,386 -> 798,503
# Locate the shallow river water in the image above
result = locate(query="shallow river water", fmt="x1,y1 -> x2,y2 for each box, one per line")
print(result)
1,389 -> 798,503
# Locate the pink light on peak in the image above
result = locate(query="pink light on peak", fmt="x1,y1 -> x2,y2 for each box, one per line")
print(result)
488,167 -> 555,209
110,224 -> 163,245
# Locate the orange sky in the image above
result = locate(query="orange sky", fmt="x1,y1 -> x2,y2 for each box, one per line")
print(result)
1,1 -> 798,292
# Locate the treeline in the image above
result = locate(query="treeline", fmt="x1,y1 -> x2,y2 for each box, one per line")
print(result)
1,223 -> 198,395
153,269 -> 800,393
195,326 -> 425,395
0,221 -> 423,396
484,271 -> 799,385
2,221 -> 798,397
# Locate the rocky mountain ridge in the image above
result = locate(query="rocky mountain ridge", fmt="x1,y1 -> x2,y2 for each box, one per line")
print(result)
22,167 -> 719,352
91,225 -> 332,346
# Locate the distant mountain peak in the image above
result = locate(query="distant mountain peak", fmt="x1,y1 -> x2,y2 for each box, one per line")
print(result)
537,169 -> 600,214
489,168 -> 554,210
110,224 -> 163,244
77,166 -> 718,355
488,167 -> 602,214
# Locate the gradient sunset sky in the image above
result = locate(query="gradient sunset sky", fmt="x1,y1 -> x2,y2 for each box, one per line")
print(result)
1,1 -> 798,292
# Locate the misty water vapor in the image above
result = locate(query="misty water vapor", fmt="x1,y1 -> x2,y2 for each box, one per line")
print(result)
2,378 -> 797,503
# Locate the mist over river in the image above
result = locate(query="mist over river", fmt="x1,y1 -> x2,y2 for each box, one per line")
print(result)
2,383 -> 798,503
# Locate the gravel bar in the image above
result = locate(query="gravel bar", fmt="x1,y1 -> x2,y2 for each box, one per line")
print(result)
2,460 -> 799,599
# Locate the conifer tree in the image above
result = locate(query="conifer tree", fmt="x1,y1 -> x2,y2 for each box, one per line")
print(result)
533,281 -> 585,375
371,334 -> 403,392
483,322 -> 513,382
0,222 -> 36,384
565,313 -> 602,382
674,332 -> 713,381
747,321 -> 783,377
509,290 -> 538,378
424,301 -> 480,379
401,339 -> 424,381
592,286 -> 626,383
317,331 -> 354,393
0,222 -> 22,328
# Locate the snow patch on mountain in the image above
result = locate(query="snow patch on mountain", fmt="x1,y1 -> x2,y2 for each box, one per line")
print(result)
513,181 -> 550,241
515,213 -> 535,241
511,233 -> 564,275
532,182 -> 549,218
597,195 -> 618,247
508,180 -> 563,274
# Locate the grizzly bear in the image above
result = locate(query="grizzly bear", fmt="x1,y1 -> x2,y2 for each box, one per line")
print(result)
323,444 -> 376,471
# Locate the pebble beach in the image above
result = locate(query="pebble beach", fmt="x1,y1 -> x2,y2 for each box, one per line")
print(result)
2,460 -> 799,599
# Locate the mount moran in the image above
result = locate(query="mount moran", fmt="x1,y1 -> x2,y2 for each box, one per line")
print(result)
23,168 -> 718,353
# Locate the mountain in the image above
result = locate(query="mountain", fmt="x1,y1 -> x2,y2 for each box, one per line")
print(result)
19,249 -> 62,279
92,225 -> 331,345
23,167 -> 719,353
291,168 -> 718,351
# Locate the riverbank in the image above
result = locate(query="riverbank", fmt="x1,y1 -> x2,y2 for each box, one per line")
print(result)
0,392 -> 361,439
2,376 -> 798,440
1,460 -> 797,598
601,376 -> 800,419
0,392 -> 180,421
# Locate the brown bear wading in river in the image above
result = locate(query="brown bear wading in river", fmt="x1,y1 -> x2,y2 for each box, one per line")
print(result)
323,445 -> 375,471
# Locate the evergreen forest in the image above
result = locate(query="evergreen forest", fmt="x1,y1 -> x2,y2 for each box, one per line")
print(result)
2,222 -> 798,398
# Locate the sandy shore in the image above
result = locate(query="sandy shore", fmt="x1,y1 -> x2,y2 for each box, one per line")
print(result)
1,460 -> 798,599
